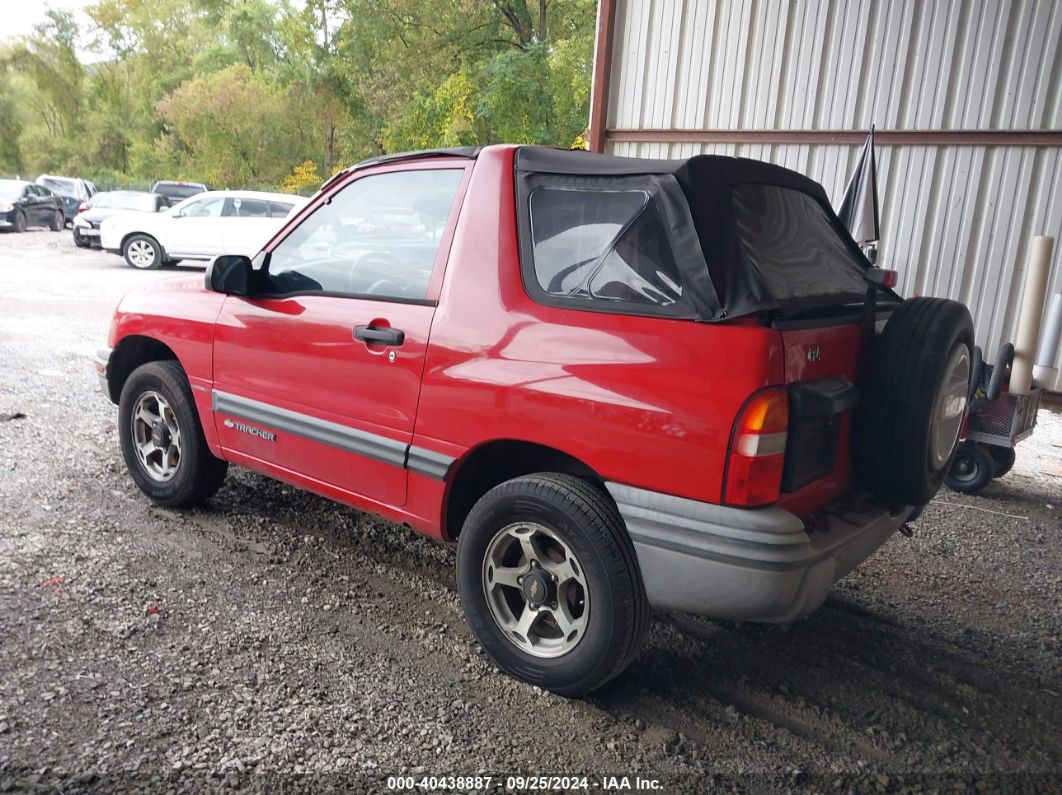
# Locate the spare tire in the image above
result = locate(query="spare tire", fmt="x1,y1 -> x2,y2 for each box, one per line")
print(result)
853,297 -> 974,507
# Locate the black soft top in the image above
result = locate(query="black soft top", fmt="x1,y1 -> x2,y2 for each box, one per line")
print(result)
514,146 -> 882,320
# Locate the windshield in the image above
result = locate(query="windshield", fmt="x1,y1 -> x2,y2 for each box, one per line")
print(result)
156,183 -> 204,199
40,177 -> 77,197
0,180 -> 25,200
90,192 -> 156,212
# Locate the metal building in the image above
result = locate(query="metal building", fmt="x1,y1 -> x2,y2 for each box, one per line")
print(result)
589,0 -> 1062,376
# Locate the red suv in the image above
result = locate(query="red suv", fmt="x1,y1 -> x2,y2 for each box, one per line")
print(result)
96,146 -> 973,695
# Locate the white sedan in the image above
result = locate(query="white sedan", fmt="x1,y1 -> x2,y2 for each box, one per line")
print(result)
100,190 -> 308,270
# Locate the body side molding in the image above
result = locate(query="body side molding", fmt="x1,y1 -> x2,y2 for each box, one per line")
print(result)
212,390 -> 455,479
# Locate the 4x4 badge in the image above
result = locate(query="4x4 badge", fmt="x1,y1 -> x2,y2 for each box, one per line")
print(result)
807,347 -> 822,362
223,417 -> 276,442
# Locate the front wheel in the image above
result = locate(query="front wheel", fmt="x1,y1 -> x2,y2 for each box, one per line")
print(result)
12,211 -> 26,233
118,360 -> 228,507
456,474 -> 650,696
945,441 -> 994,494
124,234 -> 162,269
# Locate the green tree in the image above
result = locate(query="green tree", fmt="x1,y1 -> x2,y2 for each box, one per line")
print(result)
2,10 -> 85,146
0,0 -> 596,187
0,84 -> 24,173
157,63 -> 298,187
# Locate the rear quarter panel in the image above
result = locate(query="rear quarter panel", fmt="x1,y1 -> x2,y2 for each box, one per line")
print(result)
415,147 -> 785,505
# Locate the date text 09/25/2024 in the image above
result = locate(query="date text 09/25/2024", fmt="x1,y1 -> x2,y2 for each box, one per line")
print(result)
386,775 -> 663,791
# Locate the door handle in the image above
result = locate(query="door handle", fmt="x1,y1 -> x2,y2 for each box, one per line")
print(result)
354,324 -> 405,346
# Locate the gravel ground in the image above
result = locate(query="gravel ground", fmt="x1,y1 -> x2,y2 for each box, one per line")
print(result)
1,229 -> 1060,794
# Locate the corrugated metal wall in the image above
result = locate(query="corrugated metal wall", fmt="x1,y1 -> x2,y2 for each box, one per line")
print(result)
604,0 -> 1062,373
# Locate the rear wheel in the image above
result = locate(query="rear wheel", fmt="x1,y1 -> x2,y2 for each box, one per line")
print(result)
987,445 -> 1017,478
124,235 -> 162,269
457,474 -> 649,696
854,298 -> 974,507
118,360 -> 228,507
48,210 -> 63,231
945,441 -> 994,494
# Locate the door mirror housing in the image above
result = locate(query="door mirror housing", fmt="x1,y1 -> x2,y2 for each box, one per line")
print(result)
206,254 -> 253,296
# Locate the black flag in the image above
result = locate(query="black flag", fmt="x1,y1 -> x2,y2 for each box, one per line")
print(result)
837,126 -> 880,246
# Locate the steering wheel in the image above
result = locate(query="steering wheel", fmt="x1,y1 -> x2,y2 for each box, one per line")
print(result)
366,278 -> 410,296
348,252 -> 410,293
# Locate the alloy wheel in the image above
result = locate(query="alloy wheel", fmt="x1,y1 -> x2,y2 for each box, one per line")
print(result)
930,344 -> 970,469
130,390 -> 182,482
127,239 -> 156,268
482,522 -> 590,659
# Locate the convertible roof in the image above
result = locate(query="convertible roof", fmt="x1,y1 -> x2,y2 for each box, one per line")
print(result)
513,146 -> 830,203
513,146 -> 875,320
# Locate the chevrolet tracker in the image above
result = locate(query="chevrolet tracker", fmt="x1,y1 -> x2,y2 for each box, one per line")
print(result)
97,145 -> 974,695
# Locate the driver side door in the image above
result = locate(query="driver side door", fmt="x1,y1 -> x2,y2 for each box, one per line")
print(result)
211,164 -> 469,508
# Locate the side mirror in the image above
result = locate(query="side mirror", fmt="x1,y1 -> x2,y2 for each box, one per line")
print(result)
206,254 -> 253,296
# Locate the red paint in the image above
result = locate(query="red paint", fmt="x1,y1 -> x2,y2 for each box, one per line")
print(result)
106,145 -> 864,540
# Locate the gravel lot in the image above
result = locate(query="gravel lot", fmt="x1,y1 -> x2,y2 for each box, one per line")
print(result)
1,228 -> 1060,794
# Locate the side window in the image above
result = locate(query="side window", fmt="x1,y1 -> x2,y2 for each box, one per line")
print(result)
180,196 -> 224,218
226,197 -> 269,218
265,168 -> 464,302
23,186 -> 34,199
268,201 -> 294,217
528,188 -> 684,307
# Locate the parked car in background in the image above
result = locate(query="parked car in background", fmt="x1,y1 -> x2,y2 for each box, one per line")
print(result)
0,179 -> 65,232
73,190 -> 172,248
36,174 -> 97,225
151,180 -> 209,204
100,190 -> 308,269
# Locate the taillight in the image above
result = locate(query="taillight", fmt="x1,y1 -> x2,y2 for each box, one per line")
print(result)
77,201 -> 88,213
723,387 -> 788,506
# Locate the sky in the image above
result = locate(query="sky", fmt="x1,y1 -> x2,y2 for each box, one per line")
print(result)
1,0 -> 95,41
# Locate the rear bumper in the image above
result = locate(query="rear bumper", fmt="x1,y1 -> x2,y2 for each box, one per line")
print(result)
607,483 -> 912,623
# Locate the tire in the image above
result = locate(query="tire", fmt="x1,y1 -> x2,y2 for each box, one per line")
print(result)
118,360 -> 228,507
12,211 -> 26,233
123,234 -> 162,269
853,297 -> 975,507
986,445 -> 1016,478
456,473 -> 650,696
945,441 -> 994,494
48,210 -> 63,232
73,229 -> 91,248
